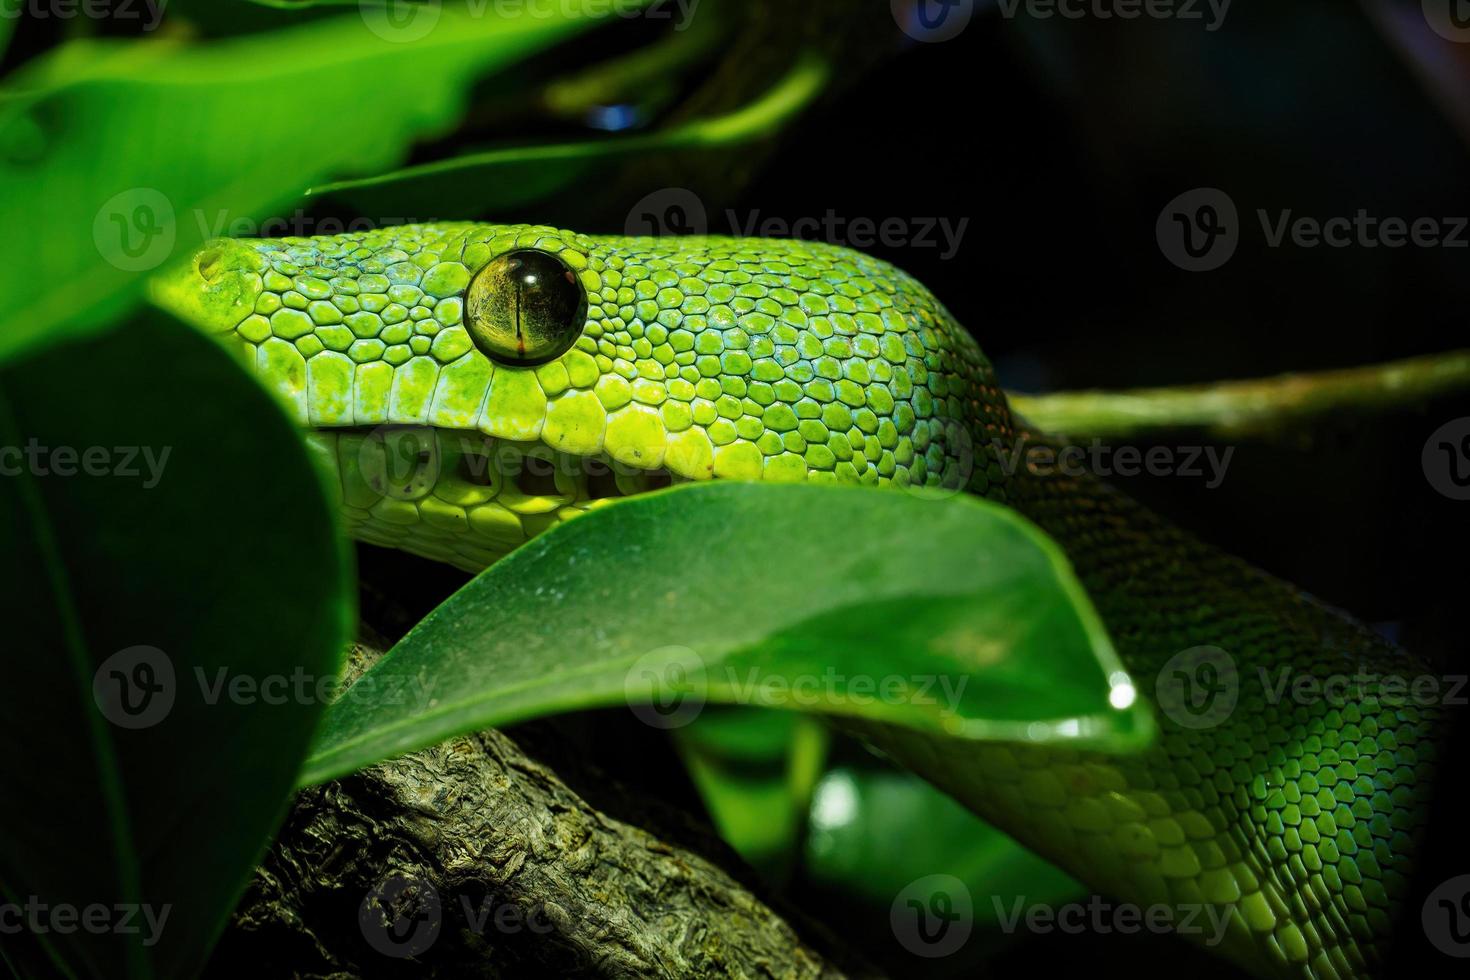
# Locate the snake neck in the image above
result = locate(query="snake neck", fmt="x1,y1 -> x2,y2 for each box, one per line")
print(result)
932,424 -> 1446,979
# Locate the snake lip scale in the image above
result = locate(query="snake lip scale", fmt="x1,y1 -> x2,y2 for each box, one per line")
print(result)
155,222 -> 1445,980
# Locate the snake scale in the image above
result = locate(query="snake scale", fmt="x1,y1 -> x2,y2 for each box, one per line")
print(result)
154,223 -> 1442,979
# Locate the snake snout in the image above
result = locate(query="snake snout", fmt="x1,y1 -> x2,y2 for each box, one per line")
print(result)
149,238 -> 267,335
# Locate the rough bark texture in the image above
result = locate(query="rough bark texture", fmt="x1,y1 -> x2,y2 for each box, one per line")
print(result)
206,638 -> 869,979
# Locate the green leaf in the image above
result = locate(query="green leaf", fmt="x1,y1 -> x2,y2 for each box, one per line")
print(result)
311,50 -> 830,217
302,482 -> 1150,787
0,316 -> 353,978
0,3 -> 608,366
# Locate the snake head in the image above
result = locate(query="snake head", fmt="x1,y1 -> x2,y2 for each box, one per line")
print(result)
150,223 -> 1004,500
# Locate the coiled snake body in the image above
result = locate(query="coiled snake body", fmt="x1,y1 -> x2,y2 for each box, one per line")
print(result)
156,223 -> 1442,979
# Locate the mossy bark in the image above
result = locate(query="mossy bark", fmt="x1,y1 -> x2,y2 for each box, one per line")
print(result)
207,638 -> 870,979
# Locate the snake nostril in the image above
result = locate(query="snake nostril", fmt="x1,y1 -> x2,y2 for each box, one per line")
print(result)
196,247 -> 224,283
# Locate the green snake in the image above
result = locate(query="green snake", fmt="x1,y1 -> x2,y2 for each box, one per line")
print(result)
153,223 -> 1442,979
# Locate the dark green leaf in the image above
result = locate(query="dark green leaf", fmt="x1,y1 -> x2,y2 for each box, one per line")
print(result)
0,316 -> 353,978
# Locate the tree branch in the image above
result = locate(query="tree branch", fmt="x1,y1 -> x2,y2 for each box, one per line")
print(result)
1008,348 -> 1470,439
207,638 -> 871,979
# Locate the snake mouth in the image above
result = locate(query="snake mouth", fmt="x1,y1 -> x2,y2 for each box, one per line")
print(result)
307,425 -> 682,571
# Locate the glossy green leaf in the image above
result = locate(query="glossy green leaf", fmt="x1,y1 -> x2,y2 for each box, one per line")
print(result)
302,482 -> 1150,787
0,3 -> 609,366
0,316 -> 353,979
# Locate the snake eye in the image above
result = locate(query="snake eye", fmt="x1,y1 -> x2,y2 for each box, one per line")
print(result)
465,249 -> 588,366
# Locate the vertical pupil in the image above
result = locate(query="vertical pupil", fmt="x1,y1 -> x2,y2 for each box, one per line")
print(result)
465,248 -> 587,366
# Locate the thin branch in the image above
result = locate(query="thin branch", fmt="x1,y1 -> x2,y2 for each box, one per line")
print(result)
1007,348 -> 1470,440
